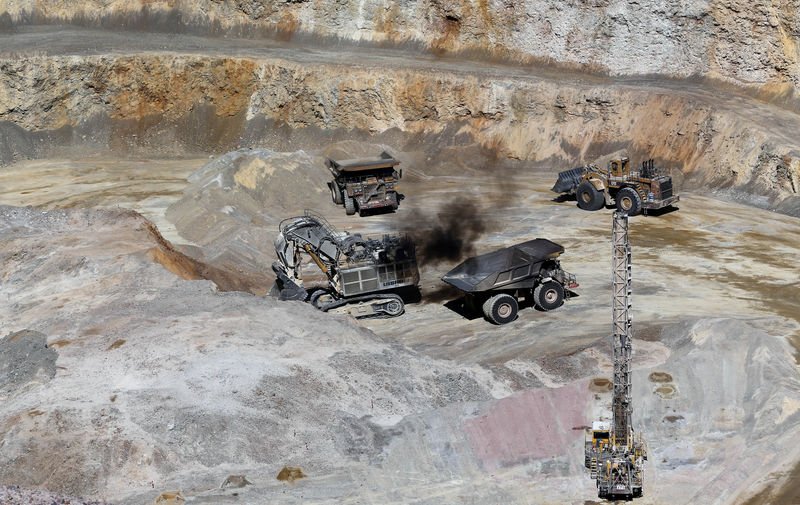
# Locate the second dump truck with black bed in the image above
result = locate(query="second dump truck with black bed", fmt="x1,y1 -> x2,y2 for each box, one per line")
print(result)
441,238 -> 578,324
327,151 -> 402,216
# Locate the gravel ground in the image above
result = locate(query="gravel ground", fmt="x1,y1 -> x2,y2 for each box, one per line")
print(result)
0,331 -> 56,400
0,486 -> 114,505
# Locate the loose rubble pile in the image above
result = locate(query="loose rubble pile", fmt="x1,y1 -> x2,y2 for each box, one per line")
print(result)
0,485 -> 114,505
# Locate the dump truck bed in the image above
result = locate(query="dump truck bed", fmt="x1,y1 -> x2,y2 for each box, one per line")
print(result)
441,239 -> 564,292
327,151 -> 400,175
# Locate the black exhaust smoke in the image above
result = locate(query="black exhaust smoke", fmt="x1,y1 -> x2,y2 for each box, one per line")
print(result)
409,200 -> 488,266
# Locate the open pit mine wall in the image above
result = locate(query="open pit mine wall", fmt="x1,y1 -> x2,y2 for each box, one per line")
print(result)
1,0 -> 799,99
1,54 -> 799,213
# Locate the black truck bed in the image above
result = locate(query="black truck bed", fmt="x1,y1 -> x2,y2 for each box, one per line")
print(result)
441,239 -> 565,292
326,151 -> 400,174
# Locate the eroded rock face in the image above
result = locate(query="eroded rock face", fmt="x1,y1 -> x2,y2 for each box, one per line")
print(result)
1,53 -> 800,213
1,0 -> 798,94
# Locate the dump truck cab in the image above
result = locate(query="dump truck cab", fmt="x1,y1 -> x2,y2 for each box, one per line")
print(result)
326,151 -> 402,216
552,157 -> 679,215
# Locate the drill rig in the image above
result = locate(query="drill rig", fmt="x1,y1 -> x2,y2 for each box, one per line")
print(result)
584,212 -> 647,499
269,211 -> 419,318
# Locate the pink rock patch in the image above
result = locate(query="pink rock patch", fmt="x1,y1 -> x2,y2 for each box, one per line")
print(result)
464,382 -> 590,470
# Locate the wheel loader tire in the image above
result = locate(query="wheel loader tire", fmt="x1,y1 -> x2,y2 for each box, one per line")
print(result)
344,194 -> 356,215
534,281 -> 564,311
576,181 -> 605,211
482,293 -> 518,325
330,183 -> 343,205
615,187 -> 642,216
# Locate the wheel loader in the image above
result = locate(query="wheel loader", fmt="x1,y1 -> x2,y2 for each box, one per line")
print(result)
552,158 -> 679,215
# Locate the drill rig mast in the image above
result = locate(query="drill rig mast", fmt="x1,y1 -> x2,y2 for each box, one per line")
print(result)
585,211 -> 647,499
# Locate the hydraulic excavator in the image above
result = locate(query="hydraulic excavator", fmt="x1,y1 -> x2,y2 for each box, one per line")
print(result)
269,211 -> 419,318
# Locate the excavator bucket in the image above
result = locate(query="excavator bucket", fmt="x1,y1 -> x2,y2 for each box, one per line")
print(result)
270,264 -> 308,301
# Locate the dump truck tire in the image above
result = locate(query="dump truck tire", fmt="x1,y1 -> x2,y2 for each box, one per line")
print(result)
344,194 -> 356,215
388,191 -> 399,210
330,183 -> 343,205
577,181 -> 604,211
534,281 -> 564,311
615,187 -> 642,216
482,294 -> 518,325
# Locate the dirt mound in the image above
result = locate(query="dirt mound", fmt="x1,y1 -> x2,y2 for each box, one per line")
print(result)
0,205 -> 500,502
143,220 -> 271,295
165,143 -> 410,287
0,205 -> 269,296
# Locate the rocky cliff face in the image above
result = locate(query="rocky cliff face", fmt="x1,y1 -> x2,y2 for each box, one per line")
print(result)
1,2 -> 799,213
2,0 -> 799,96
2,51 -> 799,214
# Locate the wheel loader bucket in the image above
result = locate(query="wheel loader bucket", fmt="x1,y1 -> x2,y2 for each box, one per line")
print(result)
552,167 -> 586,193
